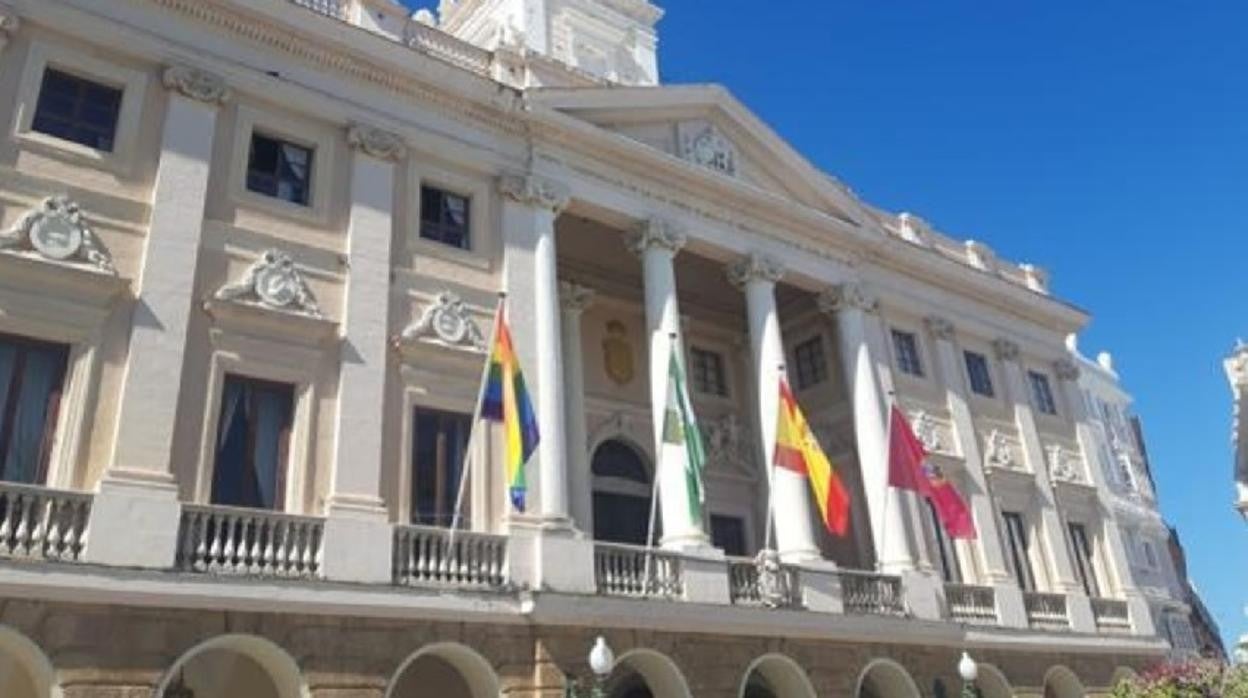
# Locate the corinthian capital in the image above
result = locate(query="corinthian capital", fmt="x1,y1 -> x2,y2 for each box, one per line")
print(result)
816,283 -> 878,314
558,281 -> 595,313
993,338 -> 1021,362
1053,358 -> 1080,382
726,253 -> 784,289
628,217 -> 686,257
347,124 -> 407,162
162,65 -> 231,105
925,316 -> 955,340
499,173 -> 570,213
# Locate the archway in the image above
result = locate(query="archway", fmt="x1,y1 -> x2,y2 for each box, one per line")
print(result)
157,634 -> 306,698
856,659 -> 921,698
592,438 -> 655,544
973,663 -> 1014,698
739,654 -> 817,698
604,649 -> 692,698
1044,666 -> 1086,698
0,625 -> 56,698
387,643 -> 500,698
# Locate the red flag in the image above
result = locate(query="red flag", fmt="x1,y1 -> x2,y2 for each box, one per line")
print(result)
887,406 -> 977,540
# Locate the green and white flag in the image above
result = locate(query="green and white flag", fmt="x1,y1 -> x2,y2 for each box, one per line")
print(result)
662,348 -> 707,520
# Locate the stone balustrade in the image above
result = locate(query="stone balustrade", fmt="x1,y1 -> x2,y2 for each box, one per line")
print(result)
404,22 -> 493,76
178,504 -> 324,579
840,570 -> 905,616
1091,597 -> 1131,633
292,0 -> 352,20
727,556 -> 802,608
593,542 -> 683,598
945,583 -> 998,625
0,482 -> 91,562
1023,591 -> 1071,630
393,524 -> 509,590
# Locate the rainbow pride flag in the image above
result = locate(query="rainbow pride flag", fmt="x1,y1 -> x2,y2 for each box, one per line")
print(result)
479,306 -> 540,512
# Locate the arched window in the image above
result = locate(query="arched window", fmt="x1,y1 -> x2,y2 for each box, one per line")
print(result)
591,439 -> 655,545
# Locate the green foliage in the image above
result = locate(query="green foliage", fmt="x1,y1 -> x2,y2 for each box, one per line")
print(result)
1111,660 -> 1248,698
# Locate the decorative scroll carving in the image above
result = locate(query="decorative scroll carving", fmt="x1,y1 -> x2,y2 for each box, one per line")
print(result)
911,410 -> 942,452
896,212 -> 931,245
0,8 -> 19,52
681,124 -> 737,177
558,281 -> 595,314
213,249 -> 321,317
726,253 -> 784,288
816,283 -> 878,314
965,240 -> 997,272
398,291 -> 486,351
754,548 -> 788,608
628,218 -> 686,256
984,429 -> 1015,469
993,338 -> 1020,362
1045,444 -> 1082,484
1053,358 -> 1080,382
162,65 -> 231,104
346,124 -> 407,162
925,316 -> 955,341
0,195 -> 116,274
703,413 -> 753,474
498,173 -> 570,213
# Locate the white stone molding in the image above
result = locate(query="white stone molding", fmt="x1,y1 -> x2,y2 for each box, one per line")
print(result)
993,338 -> 1020,362
1045,444 -> 1082,484
896,212 -> 931,246
984,429 -> 1016,470
558,281 -> 595,313
702,412 -> 754,477
397,291 -> 487,352
1053,358 -> 1080,382
161,64 -> 231,104
815,283 -> 878,314
965,239 -> 997,272
1020,263 -> 1050,294
0,7 -> 18,53
911,410 -> 942,453
213,249 -> 322,317
1226,342 -> 1248,386
0,195 -> 116,274
681,123 -> 737,177
346,123 -> 407,162
727,253 -> 785,288
498,173 -> 570,213
925,315 -> 955,341
628,217 -> 687,256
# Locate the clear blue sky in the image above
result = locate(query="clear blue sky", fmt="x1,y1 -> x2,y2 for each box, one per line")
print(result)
407,1 -> 1247,646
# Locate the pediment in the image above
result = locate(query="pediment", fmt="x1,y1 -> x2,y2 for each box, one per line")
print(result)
531,85 -> 869,226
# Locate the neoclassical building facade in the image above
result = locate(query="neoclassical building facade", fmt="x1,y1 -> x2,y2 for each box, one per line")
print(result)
0,0 -> 1198,696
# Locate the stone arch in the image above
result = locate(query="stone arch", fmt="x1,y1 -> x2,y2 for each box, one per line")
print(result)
0,624 -> 57,698
855,658 -> 921,698
1043,665 -> 1086,698
386,642 -> 500,698
606,648 -> 693,698
156,634 -> 307,698
738,653 -> 817,698
974,663 -> 1014,698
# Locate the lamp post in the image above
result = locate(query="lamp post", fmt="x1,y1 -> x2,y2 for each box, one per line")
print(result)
958,652 -> 978,698
566,636 -> 615,698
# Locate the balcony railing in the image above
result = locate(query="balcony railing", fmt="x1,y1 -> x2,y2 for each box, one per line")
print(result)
292,0 -> 351,20
594,542 -> 683,599
393,524 -> 508,590
0,482 -> 91,562
178,505 -> 324,579
1091,597 -> 1132,633
404,22 -> 493,76
841,570 -> 905,616
945,583 -> 998,625
1024,591 -> 1070,630
727,556 -> 802,608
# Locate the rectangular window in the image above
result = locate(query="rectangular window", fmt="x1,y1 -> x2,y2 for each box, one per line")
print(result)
246,132 -> 314,206
211,375 -> 295,510
420,185 -> 471,250
1067,522 -> 1101,597
891,329 -> 924,377
1001,511 -> 1037,591
1141,539 -> 1158,569
410,407 -> 471,527
964,351 -> 995,398
927,501 -> 962,583
31,68 -> 123,152
1028,371 -> 1058,415
792,336 -> 827,390
710,514 -> 748,557
0,333 -> 70,485
690,347 -> 728,397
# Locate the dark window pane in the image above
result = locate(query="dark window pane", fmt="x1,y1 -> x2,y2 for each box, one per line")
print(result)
1028,371 -> 1058,415
690,347 -> 727,397
1002,511 -> 1036,591
927,501 -> 961,583
965,351 -> 995,398
793,336 -> 827,390
0,334 -> 69,485
1068,523 -> 1100,597
246,133 -> 314,206
593,492 -> 653,545
419,185 -> 471,250
31,68 -> 122,152
211,375 -> 294,510
710,514 -> 747,557
591,440 -> 650,482
892,330 -> 924,377
411,408 -> 471,527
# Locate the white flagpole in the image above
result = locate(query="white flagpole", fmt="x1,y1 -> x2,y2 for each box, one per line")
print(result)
877,393 -> 896,572
448,292 -> 506,545
643,332 -> 678,591
761,363 -> 785,554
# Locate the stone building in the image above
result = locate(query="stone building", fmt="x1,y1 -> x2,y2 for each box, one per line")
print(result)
0,0 -> 1197,696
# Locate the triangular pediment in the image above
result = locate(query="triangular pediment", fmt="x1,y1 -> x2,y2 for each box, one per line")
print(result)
530,84 -> 868,225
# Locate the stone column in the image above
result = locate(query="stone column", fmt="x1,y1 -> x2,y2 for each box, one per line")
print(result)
559,281 -> 595,535
818,284 -> 918,573
320,124 -> 405,584
729,254 -> 819,562
87,66 -> 229,569
632,219 -> 710,550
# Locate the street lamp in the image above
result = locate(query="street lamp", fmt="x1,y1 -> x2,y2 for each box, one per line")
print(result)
566,636 -> 615,698
957,652 -> 978,698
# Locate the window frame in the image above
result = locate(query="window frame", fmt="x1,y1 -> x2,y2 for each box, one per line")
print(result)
418,184 -> 473,251
230,105 -> 335,225
792,335 -> 828,390
890,328 -> 925,378
964,350 -> 996,398
1028,369 -> 1059,416
30,67 -> 124,153
209,373 -> 295,511
409,406 -> 472,528
408,163 -> 493,270
688,346 -> 730,398
1001,510 -> 1037,592
0,332 -> 71,486
245,131 -> 316,208
1066,521 -> 1101,597
926,499 -> 963,584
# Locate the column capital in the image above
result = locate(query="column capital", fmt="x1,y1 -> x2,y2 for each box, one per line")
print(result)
0,8 -> 19,52
925,315 -> 955,340
346,123 -> 407,162
558,281 -> 595,313
1053,358 -> 1081,382
816,282 -> 877,314
993,337 -> 1021,362
161,64 -> 231,105
628,217 -> 686,256
727,253 -> 784,289
499,173 -> 570,213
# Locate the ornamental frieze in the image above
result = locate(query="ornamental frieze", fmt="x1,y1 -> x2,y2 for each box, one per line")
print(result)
397,291 -> 486,352
213,249 -> 322,317
0,195 -> 116,274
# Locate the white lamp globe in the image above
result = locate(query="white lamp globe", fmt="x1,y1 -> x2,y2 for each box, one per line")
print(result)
589,636 -> 615,677
958,652 -> 978,682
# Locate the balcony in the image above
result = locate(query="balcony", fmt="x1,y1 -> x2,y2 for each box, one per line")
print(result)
945,583 -> 998,625
593,542 -> 684,598
1023,591 -> 1071,630
0,482 -> 91,563
393,524 -> 509,590
840,570 -> 905,616
727,556 -> 802,608
1091,597 -> 1132,633
177,504 -> 325,579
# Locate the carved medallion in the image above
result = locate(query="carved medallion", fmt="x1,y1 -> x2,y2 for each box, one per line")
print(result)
399,291 -> 486,351
0,195 -> 116,274
213,249 -> 321,317
681,124 -> 737,177
602,320 -> 635,386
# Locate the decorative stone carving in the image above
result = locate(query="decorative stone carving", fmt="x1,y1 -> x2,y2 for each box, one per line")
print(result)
925,316 -> 955,341
1053,358 -> 1080,382
965,240 -> 997,272
601,320 -> 635,386
984,429 -> 1015,469
816,283 -> 878,314
896,212 -> 931,245
753,548 -> 789,609
1045,444 -> 1082,484
0,195 -> 116,274
498,173 -> 570,213
346,124 -> 407,162
726,253 -> 784,288
703,413 -> 752,473
681,124 -> 737,177
399,291 -> 486,351
558,281 -> 595,314
993,338 -> 1020,362
213,249 -> 321,317
162,65 -> 231,104
911,410 -> 943,452
628,217 -> 686,256
1020,263 -> 1050,294
0,8 -> 19,52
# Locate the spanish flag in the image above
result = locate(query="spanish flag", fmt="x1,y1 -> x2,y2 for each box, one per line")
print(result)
479,305 -> 540,512
775,378 -> 850,536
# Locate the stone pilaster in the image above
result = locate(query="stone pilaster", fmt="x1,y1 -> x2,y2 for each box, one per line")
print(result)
558,281 -> 595,535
